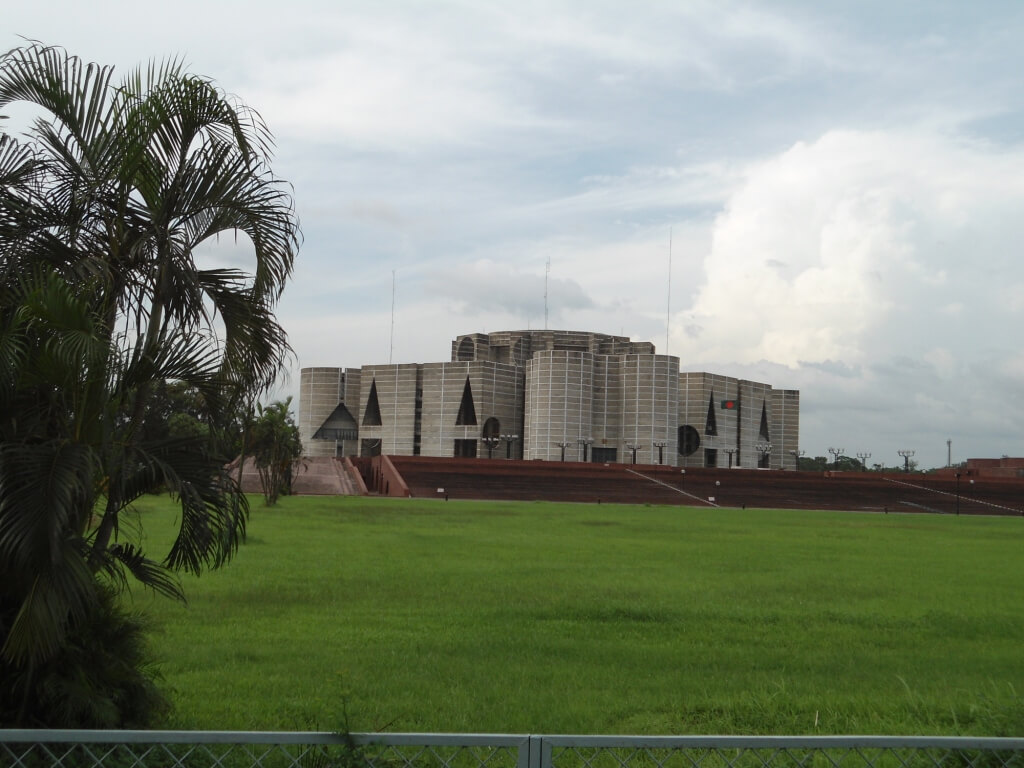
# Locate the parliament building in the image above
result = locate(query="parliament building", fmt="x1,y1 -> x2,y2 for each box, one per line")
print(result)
299,330 -> 799,469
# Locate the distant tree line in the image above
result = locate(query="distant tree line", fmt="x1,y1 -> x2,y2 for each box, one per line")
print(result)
797,455 -> 921,472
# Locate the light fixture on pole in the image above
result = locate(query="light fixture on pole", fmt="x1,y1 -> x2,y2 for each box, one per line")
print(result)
755,442 -> 772,468
828,447 -> 844,470
556,441 -> 570,462
790,448 -> 805,470
653,441 -> 667,465
723,448 -> 737,468
501,433 -> 519,460
625,442 -> 639,464
897,449 -> 915,473
481,436 -> 500,459
855,452 -> 871,472
577,437 -> 593,462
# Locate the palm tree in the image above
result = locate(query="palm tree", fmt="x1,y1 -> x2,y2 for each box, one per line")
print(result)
0,43 -> 300,724
249,397 -> 304,505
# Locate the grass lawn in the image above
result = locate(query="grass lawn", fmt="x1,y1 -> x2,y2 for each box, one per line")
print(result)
131,495 -> 1024,735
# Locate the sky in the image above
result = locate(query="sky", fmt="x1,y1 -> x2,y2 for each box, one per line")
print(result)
6,1 -> 1024,469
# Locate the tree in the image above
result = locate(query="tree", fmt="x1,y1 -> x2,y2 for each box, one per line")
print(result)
797,455 -> 830,471
248,397 -> 303,505
0,43 -> 299,726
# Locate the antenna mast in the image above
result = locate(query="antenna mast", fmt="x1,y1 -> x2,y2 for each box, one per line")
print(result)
544,256 -> 550,330
666,227 -> 672,356
389,269 -> 395,364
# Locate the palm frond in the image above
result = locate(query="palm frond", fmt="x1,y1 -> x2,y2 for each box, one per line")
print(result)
101,543 -> 183,601
1,534 -> 95,666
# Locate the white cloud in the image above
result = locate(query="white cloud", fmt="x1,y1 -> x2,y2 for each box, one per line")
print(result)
671,129 -> 1024,370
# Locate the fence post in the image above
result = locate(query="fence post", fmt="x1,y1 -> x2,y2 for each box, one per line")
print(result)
527,735 -> 544,768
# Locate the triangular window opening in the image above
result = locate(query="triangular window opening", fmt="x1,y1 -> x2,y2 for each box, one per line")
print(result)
362,380 -> 383,426
705,393 -> 718,436
759,401 -> 770,441
314,403 -> 358,440
455,377 -> 478,426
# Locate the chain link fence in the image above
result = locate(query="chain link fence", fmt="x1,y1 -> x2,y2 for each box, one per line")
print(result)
3,732 -> 1024,768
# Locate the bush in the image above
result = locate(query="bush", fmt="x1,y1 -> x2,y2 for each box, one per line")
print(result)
0,584 -> 169,728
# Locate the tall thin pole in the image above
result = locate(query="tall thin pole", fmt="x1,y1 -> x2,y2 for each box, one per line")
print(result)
544,256 -> 550,330
666,227 -> 672,356
389,269 -> 395,364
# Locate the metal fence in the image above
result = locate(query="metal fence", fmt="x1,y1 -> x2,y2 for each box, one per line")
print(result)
3,732 -> 1024,768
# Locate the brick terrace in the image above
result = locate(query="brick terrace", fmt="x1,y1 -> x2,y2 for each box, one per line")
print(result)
350,455 -> 1024,516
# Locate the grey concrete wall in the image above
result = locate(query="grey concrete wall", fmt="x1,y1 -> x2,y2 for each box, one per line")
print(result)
525,351 -> 679,465
736,379 -> 771,469
677,372 -> 800,469
419,361 -> 523,458
357,364 -> 419,456
299,367 -> 360,458
590,354 -> 623,458
678,372 -> 742,468
524,350 -> 594,461
772,389 -> 800,470
618,354 -> 680,466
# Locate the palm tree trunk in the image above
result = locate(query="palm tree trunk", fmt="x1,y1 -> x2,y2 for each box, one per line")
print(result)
91,262 -> 169,566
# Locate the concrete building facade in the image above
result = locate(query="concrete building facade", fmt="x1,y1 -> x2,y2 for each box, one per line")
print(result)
300,330 -> 800,469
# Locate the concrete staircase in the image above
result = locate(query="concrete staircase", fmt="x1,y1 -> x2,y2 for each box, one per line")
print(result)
291,456 -> 362,495
230,456 -> 365,496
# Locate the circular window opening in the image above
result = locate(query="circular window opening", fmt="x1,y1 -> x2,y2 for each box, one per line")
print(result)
678,425 -> 701,456
457,337 -> 475,361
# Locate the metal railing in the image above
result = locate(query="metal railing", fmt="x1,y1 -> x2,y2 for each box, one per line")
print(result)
3,732 -> 1024,768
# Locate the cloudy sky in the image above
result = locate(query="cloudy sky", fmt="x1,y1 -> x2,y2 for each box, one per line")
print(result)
7,1 -> 1024,469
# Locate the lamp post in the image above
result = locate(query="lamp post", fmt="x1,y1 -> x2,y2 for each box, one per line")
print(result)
653,441 -> 667,465
955,471 -> 961,515
577,437 -> 593,462
501,433 -> 519,460
755,442 -> 772,468
723,448 -> 737,468
897,449 -> 915,473
828,447 -> 844,470
856,452 -> 871,472
481,436 -> 500,459
790,448 -> 805,470
556,441 -> 570,462
625,442 -> 639,464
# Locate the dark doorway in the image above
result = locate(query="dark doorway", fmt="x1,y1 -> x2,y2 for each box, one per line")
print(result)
704,448 -> 718,467
454,439 -> 478,458
360,439 -> 381,457
592,447 -> 617,463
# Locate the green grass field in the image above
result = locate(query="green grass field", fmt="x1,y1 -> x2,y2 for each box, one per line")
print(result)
131,495 -> 1024,735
